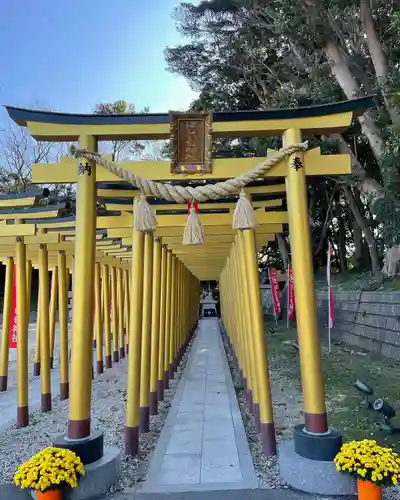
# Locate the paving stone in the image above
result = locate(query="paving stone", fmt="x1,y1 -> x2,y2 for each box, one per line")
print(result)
158,455 -> 201,485
178,402 -> 205,414
181,395 -> 206,406
171,412 -> 203,427
207,374 -> 226,383
205,392 -> 230,406
173,422 -> 204,435
201,438 -> 242,483
166,428 -> 203,455
202,438 -> 240,466
205,382 -> 227,393
204,403 -> 232,421
203,420 -> 236,440
200,460 -> 243,483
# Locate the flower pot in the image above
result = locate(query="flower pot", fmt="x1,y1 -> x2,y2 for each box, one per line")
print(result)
37,490 -> 63,500
357,479 -> 382,500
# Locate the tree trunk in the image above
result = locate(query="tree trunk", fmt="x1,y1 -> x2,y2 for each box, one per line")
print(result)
328,134 -> 400,276
382,247 -> 400,277
353,188 -> 370,269
360,0 -> 400,128
353,219 -> 364,269
276,233 -> 289,270
326,133 -> 384,203
342,185 -> 381,277
314,186 -> 336,255
323,39 -> 385,159
360,0 -> 388,80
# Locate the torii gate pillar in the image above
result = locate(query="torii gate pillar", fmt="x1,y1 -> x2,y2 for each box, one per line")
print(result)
280,128 -> 344,490
284,128 -> 328,433
54,134 -> 105,466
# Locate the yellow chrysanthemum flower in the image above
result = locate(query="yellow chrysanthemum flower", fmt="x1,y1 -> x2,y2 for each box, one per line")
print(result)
335,439 -> 400,486
13,447 -> 85,492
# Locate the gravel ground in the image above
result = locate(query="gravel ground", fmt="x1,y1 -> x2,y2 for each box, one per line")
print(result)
0,335 -> 194,496
4,325 -> 63,391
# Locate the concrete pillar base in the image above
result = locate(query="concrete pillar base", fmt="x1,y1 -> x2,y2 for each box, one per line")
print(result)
279,440 -> 356,495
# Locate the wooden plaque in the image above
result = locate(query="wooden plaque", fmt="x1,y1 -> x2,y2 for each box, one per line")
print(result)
169,111 -> 212,174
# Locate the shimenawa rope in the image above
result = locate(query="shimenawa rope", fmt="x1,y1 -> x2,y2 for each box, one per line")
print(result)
69,142 -> 307,243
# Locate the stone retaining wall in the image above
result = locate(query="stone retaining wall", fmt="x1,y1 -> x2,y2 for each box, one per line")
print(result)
317,291 -> 400,360
262,286 -> 400,361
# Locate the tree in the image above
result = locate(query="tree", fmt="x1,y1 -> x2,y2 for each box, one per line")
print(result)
165,0 -> 400,276
343,184 -> 381,276
0,100 -> 168,215
94,100 -> 168,161
0,119 -> 74,205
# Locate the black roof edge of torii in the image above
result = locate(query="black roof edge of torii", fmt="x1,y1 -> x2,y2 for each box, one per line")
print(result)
4,95 -> 376,127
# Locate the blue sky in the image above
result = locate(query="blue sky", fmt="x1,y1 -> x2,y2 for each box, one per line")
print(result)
0,0 -> 197,123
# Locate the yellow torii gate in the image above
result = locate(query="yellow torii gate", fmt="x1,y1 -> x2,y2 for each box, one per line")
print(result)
4,97 -> 372,472
0,198 -> 133,422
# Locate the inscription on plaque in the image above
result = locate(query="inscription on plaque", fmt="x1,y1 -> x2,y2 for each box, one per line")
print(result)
170,111 -> 212,174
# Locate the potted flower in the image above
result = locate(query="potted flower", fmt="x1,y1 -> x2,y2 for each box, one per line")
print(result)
334,439 -> 400,500
13,447 -> 85,499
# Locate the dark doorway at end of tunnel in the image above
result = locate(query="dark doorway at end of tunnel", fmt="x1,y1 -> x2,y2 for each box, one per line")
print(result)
203,307 -> 217,318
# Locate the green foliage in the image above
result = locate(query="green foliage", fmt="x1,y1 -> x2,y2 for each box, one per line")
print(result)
165,0 -> 400,270
259,242 -> 284,270
95,100 -> 134,115
381,73 -> 400,110
94,100 -> 166,161
375,128 -> 400,245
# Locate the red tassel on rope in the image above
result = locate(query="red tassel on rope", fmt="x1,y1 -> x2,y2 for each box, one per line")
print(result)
187,200 -> 199,213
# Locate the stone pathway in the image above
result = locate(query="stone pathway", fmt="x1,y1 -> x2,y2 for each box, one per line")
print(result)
103,490 -> 355,500
142,318 -> 257,493
1,484 -> 356,500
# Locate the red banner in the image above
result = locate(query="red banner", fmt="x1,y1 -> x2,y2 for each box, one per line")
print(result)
9,265 -> 17,349
269,269 -> 281,318
329,287 -> 334,329
288,264 -> 295,320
